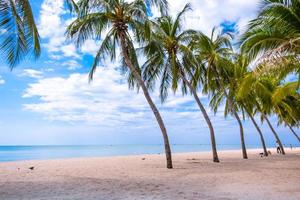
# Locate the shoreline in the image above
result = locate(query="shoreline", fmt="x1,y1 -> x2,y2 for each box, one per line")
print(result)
1,145 -> 299,163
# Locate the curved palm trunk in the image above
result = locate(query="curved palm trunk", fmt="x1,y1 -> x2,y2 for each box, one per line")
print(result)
119,32 -> 173,168
232,111 -> 248,159
288,125 -> 300,143
244,109 -> 268,156
264,116 -> 285,155
212,66 -> 248,159
181,74 -> 219,162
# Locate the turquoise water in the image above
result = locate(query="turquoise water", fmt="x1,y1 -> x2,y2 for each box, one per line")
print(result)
0,144 -> 294,162
0,144 -> 251,162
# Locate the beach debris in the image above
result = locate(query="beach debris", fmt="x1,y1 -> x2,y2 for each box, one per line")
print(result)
142,158 -> 146,160
29,166 -> 34,170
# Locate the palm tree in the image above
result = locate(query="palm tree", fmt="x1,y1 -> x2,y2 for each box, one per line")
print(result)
262,77 -> 300,154
240,0 -> 300,78
272,82 -> 300,143
233,55 -> 269,156
66,0 -> 173,169
192,29 -> 248,159
0,0 -> 40,68
278,111 -> 300,144
243,104 -> 269,156
264,115 -> 286,154
288,125 -> 300,143
209,54 -> 269,157
238,73 -> 287,154
142,4 -> 220,162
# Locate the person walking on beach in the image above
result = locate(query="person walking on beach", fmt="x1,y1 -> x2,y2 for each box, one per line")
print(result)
276,141 -> 282,154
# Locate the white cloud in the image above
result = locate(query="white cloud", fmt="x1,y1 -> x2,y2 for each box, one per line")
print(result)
62,60 -> 81,70
23,69 -> 143,125
49,54 -> 63,60
38,0 -> 79,59
152,0 -> 259,35
20,69 -> 44,79
22,62 -> 222,129
45,68 -> 55,72
38,0 -> 100,60
61,44 -> 80,58
0,29 -> 7,35
81,39 -> 100,56
0,75 -> 5,85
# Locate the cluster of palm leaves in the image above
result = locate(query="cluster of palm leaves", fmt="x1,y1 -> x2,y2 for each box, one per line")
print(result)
0,0 -> 40,68
1,0 -> 299,169
240,0 -> 300,79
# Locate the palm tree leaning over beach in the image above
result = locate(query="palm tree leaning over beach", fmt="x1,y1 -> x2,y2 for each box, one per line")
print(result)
191,29 -> 248,159
277,101 -> 300,143
66,0 -> 173,169
142,4 -> 220,162
241,0 -> 300,78
287,124 -> 300,143
0,0 -> 40,68
272,81 -> 300,143
242,102 -> 269,156
229,55 -> 269,156
238,73 -> 287,154
208,54 -> 269,157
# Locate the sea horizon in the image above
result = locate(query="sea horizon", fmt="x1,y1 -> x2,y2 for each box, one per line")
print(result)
1,143 -> 299,162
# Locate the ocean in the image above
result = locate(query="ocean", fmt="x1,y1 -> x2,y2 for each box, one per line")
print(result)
0,144 -> 294,162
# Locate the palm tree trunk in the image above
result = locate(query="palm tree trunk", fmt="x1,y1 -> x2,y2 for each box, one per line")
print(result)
264,116 -> 285,155
180,73 -> 219,162
232,111 -> 248,159
287,125 -> 300,143
244,109 -> 268,156
212,66 -> 248,159
119,32 -> 173,168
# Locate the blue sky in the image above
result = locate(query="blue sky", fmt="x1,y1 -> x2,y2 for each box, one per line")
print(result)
0,0 -> 298,146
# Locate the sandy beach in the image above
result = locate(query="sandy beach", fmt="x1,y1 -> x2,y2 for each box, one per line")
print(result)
0,148 -> 299,200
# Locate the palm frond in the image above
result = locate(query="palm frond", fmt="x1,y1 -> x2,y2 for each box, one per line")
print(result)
0,0 -> 40,68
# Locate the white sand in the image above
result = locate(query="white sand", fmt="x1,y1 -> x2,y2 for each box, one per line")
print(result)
0,148 -> 299,200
